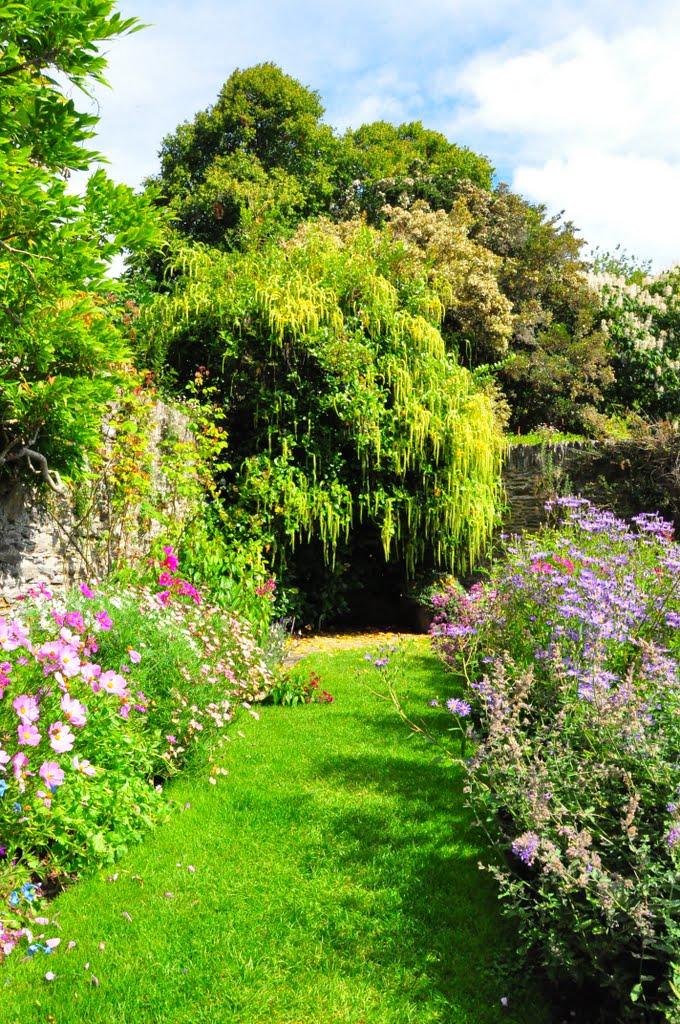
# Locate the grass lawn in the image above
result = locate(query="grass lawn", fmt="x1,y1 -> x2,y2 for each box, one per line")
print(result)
0,642 -> 550,1024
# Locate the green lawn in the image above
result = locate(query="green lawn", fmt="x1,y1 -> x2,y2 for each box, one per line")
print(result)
0,643 -> 550,1024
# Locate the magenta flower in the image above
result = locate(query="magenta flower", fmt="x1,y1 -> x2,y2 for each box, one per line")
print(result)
48,721 -> 74,754
161,545 -> 179,572
17,722 -> 41,747
13,694 -> 40,724
60,695 -> 87,728
80,583 -> 96,599
39,762 -> 65,789
94,610 -> 113,631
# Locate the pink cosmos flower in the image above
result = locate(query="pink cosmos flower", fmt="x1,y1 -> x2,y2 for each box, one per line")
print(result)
12,752 -> 28,779
80,583 -> 95,599
128,649 -> 141,664
39,762 -> 65,788
72,756 -> 95,777
17,723 -> 41,746
60,695 -> 87,728
94,610 -> 113,631
99,671 -> 127,697
48,721 -> 74,754
38,639 -> 61,661
57,646 -> 81,678
0,747 -> 10,770
80,662 -> 101,685
13,694 -> 40,723
0,621 -> 20,652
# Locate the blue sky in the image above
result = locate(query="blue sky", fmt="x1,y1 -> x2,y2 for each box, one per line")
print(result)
84,0 -> 680,269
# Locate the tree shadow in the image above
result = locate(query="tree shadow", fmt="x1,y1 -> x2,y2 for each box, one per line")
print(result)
300,744 -> 552,1022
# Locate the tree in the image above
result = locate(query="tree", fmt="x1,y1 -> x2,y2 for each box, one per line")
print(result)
140,219 -> 506,616
332,120 -> 494,225
150,62 -> 339,249
0,0 -> 160,489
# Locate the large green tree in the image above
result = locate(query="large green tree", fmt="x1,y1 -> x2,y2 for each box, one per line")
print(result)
141,219 -> 506,608
0,0 -> 160,489
150,62 -> 339,250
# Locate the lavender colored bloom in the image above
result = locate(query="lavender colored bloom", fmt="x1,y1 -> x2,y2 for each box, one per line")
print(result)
374,657 -> 389,668
428,699 -> 439,707
666,827 -> 680,849
446,698 -> 471,717
511,831 -> 541,867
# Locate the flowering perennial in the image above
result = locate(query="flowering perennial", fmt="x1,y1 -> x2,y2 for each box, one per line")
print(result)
430,498 -> 680,1019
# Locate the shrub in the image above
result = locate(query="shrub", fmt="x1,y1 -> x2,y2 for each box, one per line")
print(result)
430,499 -> 680,1021
0,545 -> 273,960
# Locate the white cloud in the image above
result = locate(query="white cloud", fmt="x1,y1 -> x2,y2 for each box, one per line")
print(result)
443,15 -> 680,266
514,151 -> 680,268
73,0 -> 680,267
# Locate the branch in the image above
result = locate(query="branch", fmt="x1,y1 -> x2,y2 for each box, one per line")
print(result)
2,445 -> 65,493
0,49 -> 61,80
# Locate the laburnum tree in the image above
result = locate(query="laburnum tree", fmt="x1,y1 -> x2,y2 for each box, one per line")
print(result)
0,0 -> 161,490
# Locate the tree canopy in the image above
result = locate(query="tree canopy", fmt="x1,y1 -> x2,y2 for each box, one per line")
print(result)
137,62 -> 636,617
142,217 -> 506,587
0,0 -> 160,488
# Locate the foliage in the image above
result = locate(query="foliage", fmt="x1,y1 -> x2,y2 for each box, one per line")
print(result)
429,499 -> 680,1020
150,62 -> 338,250
0,0 -> 162,488
331,119 -> 494,225
139,217 -> 507,610
0,545 -> 273,960
591,266 -> 680,421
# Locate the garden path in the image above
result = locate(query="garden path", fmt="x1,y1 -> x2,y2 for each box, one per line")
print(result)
283,629 -> 426,667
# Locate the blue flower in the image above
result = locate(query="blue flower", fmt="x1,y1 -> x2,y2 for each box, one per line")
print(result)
12,802 -> 21,815
21,883 -> 37,902
0,780 -> 7,798
8,891 -> 19,907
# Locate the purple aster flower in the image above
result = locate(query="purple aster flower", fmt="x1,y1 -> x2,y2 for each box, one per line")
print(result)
446,698 -> 471,716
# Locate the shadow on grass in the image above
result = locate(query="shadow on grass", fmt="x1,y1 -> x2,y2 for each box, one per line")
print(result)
305,742 -> 549,1023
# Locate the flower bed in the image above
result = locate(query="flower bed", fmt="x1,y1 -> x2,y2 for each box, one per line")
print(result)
0,547 -> 273,960
431,499 -> 680,1021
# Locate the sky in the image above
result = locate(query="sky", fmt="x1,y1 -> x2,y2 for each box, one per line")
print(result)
82,0 -> 680,270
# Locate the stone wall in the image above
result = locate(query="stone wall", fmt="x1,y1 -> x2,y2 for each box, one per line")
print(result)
502,438 -> 678,536
0,401 -> 195,608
